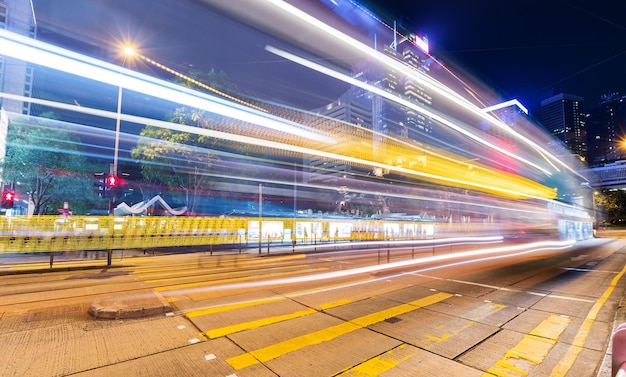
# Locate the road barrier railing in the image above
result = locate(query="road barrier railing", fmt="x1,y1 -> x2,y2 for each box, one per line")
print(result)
0,215 -> 457,254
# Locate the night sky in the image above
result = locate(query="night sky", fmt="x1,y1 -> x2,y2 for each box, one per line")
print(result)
361,0 -> 626,117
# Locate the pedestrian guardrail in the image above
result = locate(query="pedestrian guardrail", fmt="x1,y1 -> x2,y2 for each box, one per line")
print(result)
0,215 -> 450,254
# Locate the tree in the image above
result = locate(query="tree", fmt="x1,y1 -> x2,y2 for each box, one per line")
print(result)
130,69 -> 243,215
131,110 -> 214,215
1,112 -> 95,215
595,189 -> 626,225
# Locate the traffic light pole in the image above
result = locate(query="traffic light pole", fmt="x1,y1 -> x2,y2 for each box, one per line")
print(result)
108,163 -> 115,217
107,165 -> 114,266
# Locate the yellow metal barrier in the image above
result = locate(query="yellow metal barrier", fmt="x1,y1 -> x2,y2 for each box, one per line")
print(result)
0,215 -> 467,254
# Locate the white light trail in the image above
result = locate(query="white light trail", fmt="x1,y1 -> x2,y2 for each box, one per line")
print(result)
263,0 -> 583,178
0,29 -> 334,144
0,92 -> 550,199
162,239 -> 576,297
265,45 -> 552,176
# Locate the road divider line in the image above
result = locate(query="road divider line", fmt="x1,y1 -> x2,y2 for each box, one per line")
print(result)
418,275 -> 595,303
484,314 -> 570,377
226,292 -> 452,370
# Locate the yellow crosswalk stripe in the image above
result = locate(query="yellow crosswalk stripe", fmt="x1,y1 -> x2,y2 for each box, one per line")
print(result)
337,302 -> 507,376
135,253 -> 305,277
185,297 -> 286,318
206,308 -> 318,338
483,314 -> 570,377
335,344 -> 418,376
146,264 -> 310,283
226,292 -> 453,370
422,302 -> 506,348
550,262 -> 626,376
320,298 -> 352,310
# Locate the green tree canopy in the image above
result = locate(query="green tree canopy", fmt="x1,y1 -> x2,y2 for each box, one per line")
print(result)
130,69 -> 242,215
1,112 -> 96,215
131,104 -> 218,214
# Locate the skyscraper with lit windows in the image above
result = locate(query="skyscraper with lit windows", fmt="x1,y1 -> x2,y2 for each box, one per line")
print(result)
540,92 -> 586,160
586,93 -> 626,165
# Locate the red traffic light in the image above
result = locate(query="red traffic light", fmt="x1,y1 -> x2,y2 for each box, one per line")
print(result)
3,191 -> 14,202
2,191 -> 15,209
105,175 -> 119,187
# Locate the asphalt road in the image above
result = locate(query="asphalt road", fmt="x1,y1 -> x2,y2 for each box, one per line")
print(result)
0,236 -> 625,376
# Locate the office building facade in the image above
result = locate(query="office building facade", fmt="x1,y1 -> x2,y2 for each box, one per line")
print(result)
540,92 -> 586,160
586,93 -> 626,165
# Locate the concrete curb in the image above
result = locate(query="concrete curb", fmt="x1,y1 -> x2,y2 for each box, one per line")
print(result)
89,290 -> 172,320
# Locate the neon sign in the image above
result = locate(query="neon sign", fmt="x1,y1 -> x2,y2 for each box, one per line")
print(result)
411,34 -> 429,54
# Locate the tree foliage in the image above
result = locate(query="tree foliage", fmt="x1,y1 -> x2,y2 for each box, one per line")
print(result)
130,69 -> 240,215
1,112 -> 95,215
131,105 -> 216,214
595,189 -> 626,225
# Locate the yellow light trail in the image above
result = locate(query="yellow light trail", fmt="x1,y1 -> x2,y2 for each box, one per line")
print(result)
3,91 -> 557,200
265,45 -> 552,177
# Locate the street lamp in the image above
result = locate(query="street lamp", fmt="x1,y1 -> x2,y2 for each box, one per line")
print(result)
110,46 -> 134,215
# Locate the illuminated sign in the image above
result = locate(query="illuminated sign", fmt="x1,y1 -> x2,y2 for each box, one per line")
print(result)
411,34 -> 429,54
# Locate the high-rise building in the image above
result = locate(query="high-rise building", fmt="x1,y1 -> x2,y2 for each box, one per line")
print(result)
308,90 -> 372,184
0,0 -> 36,115
586,93 -> 626,165
351,44 -> 434,141
347,41 -> 434,177
401,46 -> 433,137
540,92 -> 586,160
